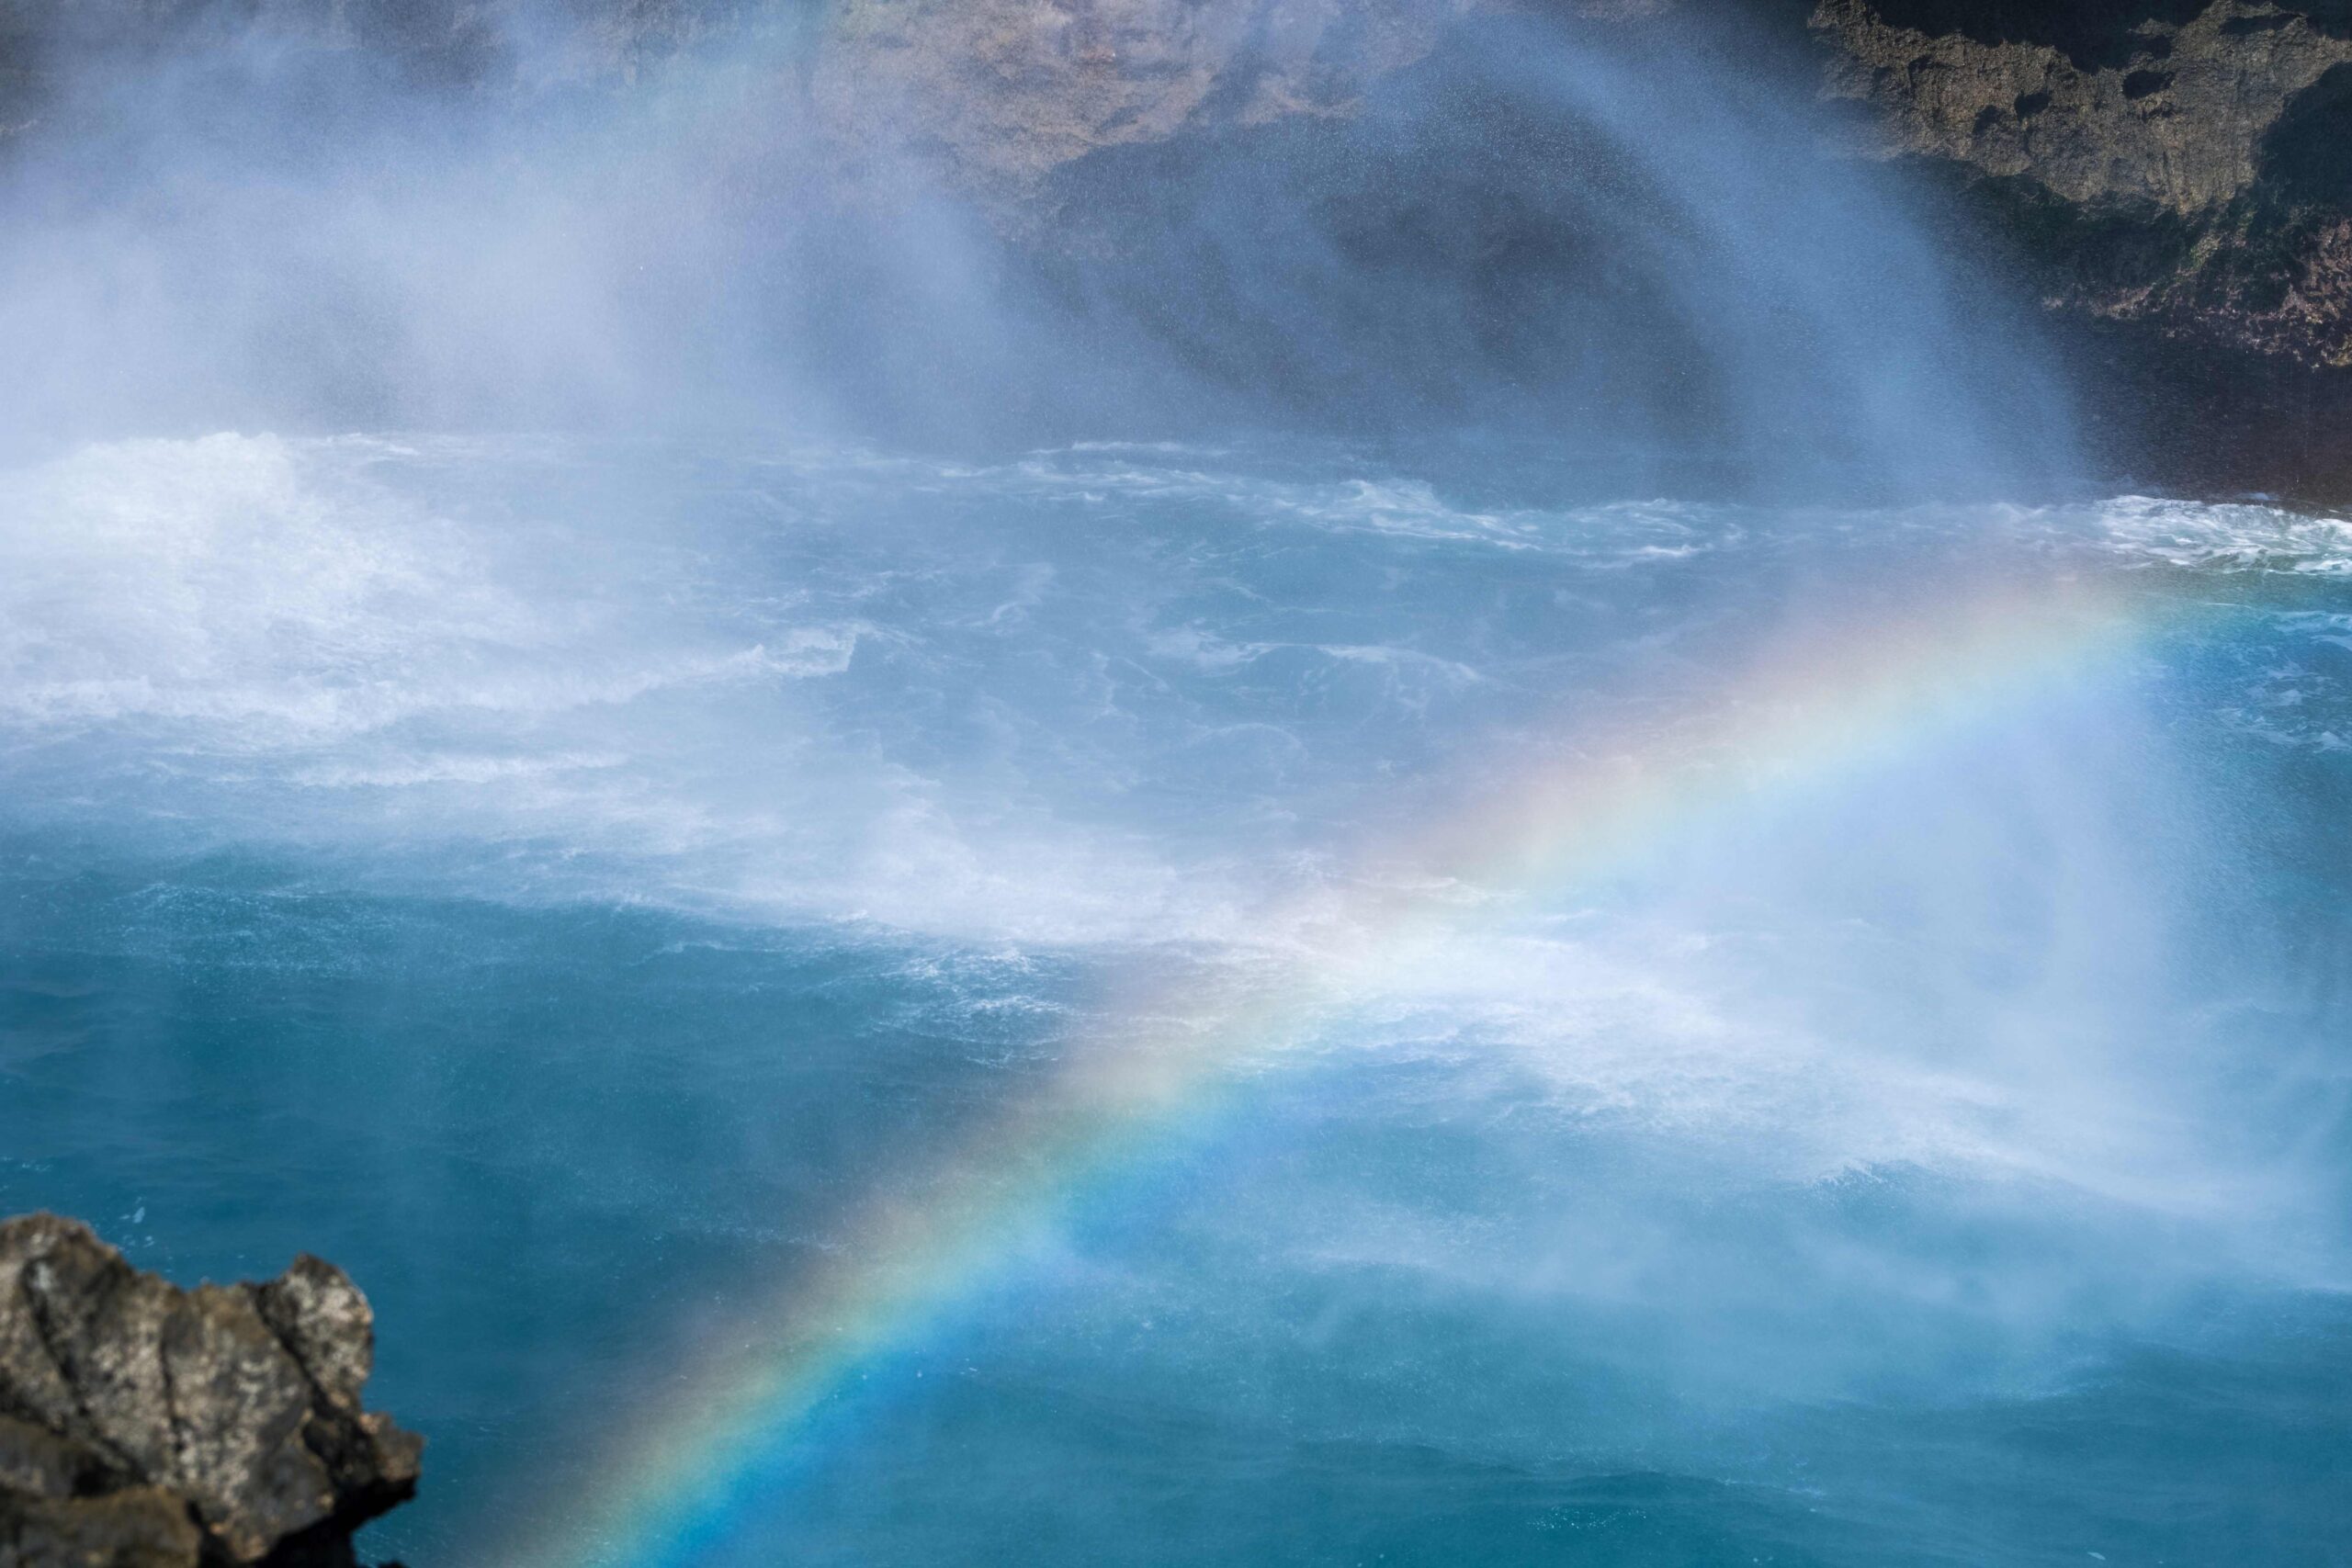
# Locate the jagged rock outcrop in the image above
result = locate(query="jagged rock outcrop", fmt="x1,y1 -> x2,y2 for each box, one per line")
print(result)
1811,1 -> 2352,367
817,0 -> 2352,491
1801,0 -> 2352,494
0,1215 -> 420,1568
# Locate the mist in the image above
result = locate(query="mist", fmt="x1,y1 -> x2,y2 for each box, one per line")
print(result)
0,6 -> 2345,1568
0,5 -> 2078,494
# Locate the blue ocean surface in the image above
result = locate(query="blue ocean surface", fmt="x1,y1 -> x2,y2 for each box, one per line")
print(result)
1,436 -> 2347,1564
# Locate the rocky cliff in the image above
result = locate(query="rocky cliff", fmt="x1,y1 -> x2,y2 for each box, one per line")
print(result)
854,0 -> 2352,493
885,0 -> 2352,491
1815,0 -> 2352,364
1804,0 -> 2352,493
0,1215 -> 419,1568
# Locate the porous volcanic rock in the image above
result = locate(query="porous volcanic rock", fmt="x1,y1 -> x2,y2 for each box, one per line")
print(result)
0,1214 -> 420,1568
1802,0 -> 2352,493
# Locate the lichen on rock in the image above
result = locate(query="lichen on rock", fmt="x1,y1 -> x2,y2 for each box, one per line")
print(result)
0,1214 -> 419,1568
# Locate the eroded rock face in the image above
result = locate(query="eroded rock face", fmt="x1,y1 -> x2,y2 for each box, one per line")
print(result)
1798,0 -> 2352,494
0,1214 -> 419,1568
802,0 -> 1477,200
1812,0 -> 2352,366
1815,0 -> 2352,216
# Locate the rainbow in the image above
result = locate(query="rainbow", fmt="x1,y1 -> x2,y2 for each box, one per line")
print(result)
498,565 -> 2165,1568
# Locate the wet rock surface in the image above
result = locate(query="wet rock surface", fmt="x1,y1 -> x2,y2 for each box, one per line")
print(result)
1803,0 -> 2352,495
0,1214 -> 419,1568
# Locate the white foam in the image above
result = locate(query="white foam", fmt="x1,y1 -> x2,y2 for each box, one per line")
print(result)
0,435 -> 2335,1268
0,434 -> 865,747
2095,493 -> 2352,573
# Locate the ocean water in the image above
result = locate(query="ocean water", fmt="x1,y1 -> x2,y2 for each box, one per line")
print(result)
1,434 -> 2347,1565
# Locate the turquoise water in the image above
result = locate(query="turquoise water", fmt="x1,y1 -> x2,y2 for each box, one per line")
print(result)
1,436 -> 2348,1564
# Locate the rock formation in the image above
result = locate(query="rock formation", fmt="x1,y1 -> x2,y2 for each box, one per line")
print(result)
1813,1 -> 2352,361
0,1214 -> 419,1568
1802,0 -> 2352,494
826,0 -> 2352,493
0,1 -> 1481,204
801,0 -> 1477,203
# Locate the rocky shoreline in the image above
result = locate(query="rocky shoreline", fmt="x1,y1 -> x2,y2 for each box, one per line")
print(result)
0,1215 -> 418,1568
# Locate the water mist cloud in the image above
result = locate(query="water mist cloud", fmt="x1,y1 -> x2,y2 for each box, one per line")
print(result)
0,4 -> 2079,497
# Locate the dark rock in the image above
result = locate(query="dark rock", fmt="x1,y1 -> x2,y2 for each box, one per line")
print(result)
1802,0 -> 2352,496
0,1214 -> 419,1568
